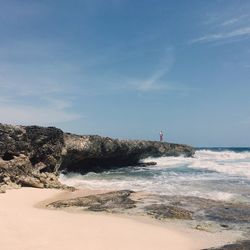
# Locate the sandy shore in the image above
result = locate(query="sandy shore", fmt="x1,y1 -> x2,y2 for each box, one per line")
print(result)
0,188 -> 239,250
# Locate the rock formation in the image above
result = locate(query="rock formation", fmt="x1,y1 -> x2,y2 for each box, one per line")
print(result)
0,124 -> 65,192
48,190 -> 136,211
61,133 -> 194,173
47,190 -> 250,225
203,240 -> 250,250
0,123 -> 194,191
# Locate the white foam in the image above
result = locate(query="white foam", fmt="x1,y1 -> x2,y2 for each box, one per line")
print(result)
196,149 -> 250,160
143,149 -> 250,178
59,149 -> 250,202
193,150 -> 250,178
143,155 -> 193,168
59,173 -> 235,201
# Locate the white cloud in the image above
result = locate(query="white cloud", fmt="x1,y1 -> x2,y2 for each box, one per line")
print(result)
190,4 -> 250,45
0,40 -> 82,125
94,46 -> 192,95
221,18 -> 241,26
0,104 -> 81,126
220,14 -> 249,26
0,80 -> 82,125
0,61 -> 81,125
128,68 -> 169,92
79,46 -> 177,94
221,18 -> 239,26
0,79 -> 81,125
190,26 -> 250,44
128,48 -> 175,92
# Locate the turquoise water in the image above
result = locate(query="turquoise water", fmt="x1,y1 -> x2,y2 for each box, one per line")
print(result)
60,148 -> 250,202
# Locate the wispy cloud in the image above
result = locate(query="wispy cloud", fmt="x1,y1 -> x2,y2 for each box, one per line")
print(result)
0,39 -> 82,126
84,46 -> 193,96
221,15 -> 247,26
0,80 -> 82,126
134,68 -> 170,91
0,103 -> 81,126
221,18 -> 240,26
190,3 -> 250,45
73,46 -> 181,95
190,26 -> 250,44
125,48 -> 175,92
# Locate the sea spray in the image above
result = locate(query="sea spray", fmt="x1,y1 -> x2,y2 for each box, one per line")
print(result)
60,148 -> 250,202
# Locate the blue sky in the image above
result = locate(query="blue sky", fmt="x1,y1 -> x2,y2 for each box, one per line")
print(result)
0,0 -> 250,147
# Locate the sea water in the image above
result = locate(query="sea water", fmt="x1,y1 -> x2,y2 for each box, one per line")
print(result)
59,148 -> 250,203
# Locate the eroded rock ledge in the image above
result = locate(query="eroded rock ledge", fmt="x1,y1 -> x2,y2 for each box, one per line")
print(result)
203,240 -> 250,250
61,132 -> 194,173
0,123 -> 194,191
47,190 -> 250,226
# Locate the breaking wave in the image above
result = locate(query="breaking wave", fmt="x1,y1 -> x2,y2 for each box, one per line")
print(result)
144,149 -> 250,179
60,148 -> 250,202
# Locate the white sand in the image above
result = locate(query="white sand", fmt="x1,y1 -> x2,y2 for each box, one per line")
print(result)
0,188 -> 237,250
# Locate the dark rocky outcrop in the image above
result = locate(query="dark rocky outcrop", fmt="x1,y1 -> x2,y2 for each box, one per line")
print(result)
139,194 -> 250,225
48,190 -> 195,220
60,133 -> 194,173
47,190 -> 250,231
0,123 -> 194,191
48,190 -> 136,212
0,124 -> 65,191
138,161 -> 157,167
0,124 -> 64,172
203,240 -> 250,250
145,204 -> 193,220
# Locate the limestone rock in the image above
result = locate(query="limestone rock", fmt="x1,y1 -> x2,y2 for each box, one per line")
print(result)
203,240 -> 250,250
60,133 -> 194,173
0,123 -> 194,190
0,124 -> 64,173
0,124 -> 65,190
48,190 -> 136,212
145,204 -> 193,220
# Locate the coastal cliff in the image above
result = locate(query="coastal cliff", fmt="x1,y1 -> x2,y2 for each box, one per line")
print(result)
61,132 -> 194,173
0,124 -> 65,191
0,123 -> 194,191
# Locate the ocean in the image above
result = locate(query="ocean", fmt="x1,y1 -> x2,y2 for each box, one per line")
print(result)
60,148 -> 250,203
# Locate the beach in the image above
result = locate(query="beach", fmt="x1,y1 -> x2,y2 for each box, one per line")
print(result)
1,0 -> 249,248
0,188 -> 240,250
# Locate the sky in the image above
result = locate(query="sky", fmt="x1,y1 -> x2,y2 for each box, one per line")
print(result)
0,0 -> 250,147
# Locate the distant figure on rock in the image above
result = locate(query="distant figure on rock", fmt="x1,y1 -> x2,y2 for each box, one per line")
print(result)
160,131 -> 163,142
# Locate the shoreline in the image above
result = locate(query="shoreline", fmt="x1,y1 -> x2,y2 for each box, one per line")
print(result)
0,187 -> 243,250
